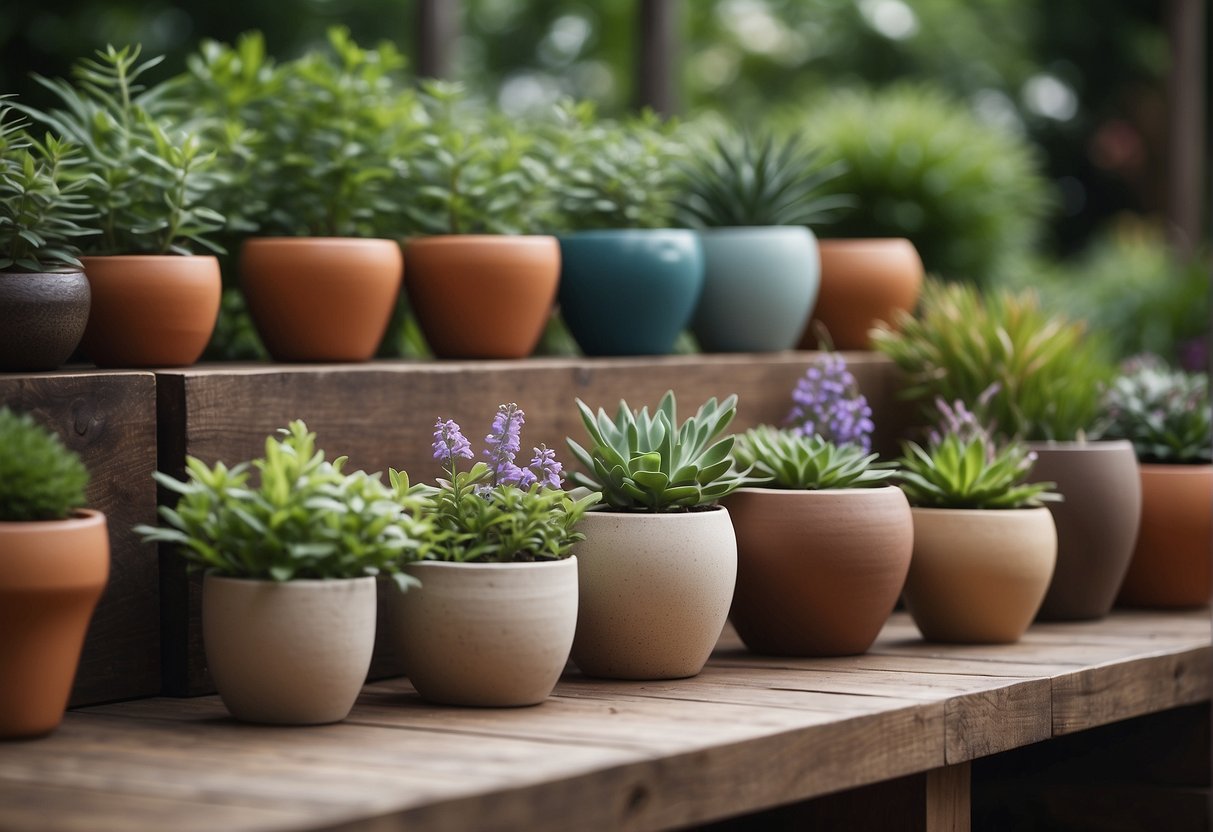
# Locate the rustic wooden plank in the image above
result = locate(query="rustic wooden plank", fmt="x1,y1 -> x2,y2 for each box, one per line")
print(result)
0,370 -> 160,705
925,762 -> 970,832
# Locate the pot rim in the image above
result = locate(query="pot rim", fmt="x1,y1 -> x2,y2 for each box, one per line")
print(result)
0,507 -> 105,532
0,270 -> 87,279
730,484 -> 903,497
203,573 -> 377,587
405,556 -> 577,571
582,504 -> 728,518
1138,461 -> 1213,474
242,236 -> 401,247
405,234 -> 558,248
696,226 -> 814,237
557,228 -> 698,240
78,254 -> 219,265
1026,438 -> 1135,452
909,505 -> 1054,519
816,236 -> 914,247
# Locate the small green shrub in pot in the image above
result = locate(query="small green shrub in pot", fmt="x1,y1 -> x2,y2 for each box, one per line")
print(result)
0,408 -> 89,522
1098,355 -> 1211,465
733,426 -> 892,491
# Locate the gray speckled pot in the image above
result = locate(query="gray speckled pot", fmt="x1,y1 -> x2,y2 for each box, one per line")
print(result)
0,272 -> 90,371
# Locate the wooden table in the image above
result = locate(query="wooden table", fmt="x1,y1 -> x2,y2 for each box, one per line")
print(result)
1,610 -> 1207,832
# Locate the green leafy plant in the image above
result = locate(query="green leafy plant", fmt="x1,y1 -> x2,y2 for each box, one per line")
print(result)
872,280 -> 1114,441
895,398 -> 1059,510
677,124 -> 850,228
733,426 -> 893,490
0,407 -> 89,522
0,103 -> 96,272
18,45 -> 227,256
423,404 -> 598,562
1097,355 -> 1211,464
136,421 -> 431,588
567,390 -> 748,511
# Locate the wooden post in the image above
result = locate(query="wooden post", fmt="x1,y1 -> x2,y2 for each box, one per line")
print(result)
417,0 -> 460,80
1165,0 -> 1206,255
636,0 -> 680,116
925,763 -> 971,832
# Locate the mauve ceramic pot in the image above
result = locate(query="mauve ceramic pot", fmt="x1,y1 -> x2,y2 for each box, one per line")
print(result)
0,272 -> 91,371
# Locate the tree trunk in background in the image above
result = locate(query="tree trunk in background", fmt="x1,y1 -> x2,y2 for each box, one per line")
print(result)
418,0 -> 460,80
636,0 -> 680,116
1165,0 -> 1207,255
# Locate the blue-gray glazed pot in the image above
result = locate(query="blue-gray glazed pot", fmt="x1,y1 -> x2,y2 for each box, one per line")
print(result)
557,229 -> 704,356
693,227 -> 820,352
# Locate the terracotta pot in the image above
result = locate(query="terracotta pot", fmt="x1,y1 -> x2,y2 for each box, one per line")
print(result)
404,235 -> 560,359
0,510 -> 109,739
0,272 -> 91,371
798,238 -> 924,350
1117,464 -> 1213,608
904,507 -> 1056,644
78,255 -> 220,368
570,507 -> 737,680
390,558 -> 578,706
202,575 -> 376,725
723,486 -> 913,656
1029,440 -> 1142,620
240,237 -> 403,362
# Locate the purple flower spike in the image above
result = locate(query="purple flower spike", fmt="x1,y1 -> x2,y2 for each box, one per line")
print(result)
432,418 -> 473,467
786,353 -> 874,451
528,444 -> 564,489
485,403 -> 526,485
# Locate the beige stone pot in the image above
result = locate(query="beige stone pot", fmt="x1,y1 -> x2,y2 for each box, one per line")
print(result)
723,486 -> 913,656
570,507 -> 737,680
390,558 -> 579,707
904,507 -> 1057,644
202,575 -> 376,725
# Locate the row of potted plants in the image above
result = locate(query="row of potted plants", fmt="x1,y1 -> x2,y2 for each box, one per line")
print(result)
1,30 -> 926,372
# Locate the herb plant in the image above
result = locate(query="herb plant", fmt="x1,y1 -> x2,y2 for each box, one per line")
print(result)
567,390 -> 748,511
421,403 -> 598,563
784,352 -> 874,451
1098,355 -> 1212,464
0,407 -> 89,522
734,426 -> 893,490
136,421 -> 431,588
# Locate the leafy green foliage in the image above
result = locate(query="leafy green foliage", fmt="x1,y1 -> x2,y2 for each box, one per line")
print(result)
1098,356 -> 1211,464
567,390 -> 748,511
136,421 -> 431,588
896,432 -> 1058,510
18,45 -> 227,255
0,407 -> 89,522
872,280 -> 1114,441
676,124 -> 850,228
733,426 -> 894,490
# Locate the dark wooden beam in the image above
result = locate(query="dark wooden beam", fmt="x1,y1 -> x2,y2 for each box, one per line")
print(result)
1165,0 -> 1207,255
636,0 -> 680,116
417,0 -> 460,80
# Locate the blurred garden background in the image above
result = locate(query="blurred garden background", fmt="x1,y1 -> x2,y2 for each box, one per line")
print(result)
3,0 -> 1207,367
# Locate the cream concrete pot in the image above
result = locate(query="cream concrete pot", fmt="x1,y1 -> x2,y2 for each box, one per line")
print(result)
391,558 -> 579,707
202,575 -> 376,725
570,507 -> 737,680
903,507 -> 1057,644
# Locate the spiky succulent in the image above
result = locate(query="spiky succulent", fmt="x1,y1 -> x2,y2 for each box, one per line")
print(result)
734,426 -> 894,490
676,126 -> 851,228
566,390 -> 747,511
1098,355 -> 1211,464
0,407 -> 89,522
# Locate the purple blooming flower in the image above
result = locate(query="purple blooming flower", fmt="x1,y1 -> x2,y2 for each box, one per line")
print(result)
528,444 -> 564,489
927,386 -> 1001,463
484,403 -> 526,485
785,353 -> 874,451
432,418 -> 473,467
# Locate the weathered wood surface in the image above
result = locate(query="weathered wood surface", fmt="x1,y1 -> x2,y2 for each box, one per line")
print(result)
0,610 -> 1205,832
0,371 -> 160,706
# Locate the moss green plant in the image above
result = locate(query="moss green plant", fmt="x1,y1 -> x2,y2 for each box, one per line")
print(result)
0,408 -> 88,522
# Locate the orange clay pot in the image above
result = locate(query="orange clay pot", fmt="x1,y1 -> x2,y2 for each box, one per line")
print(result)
1117,464 -> 1213,608
241,237 -> 403,362
404,236 -> 560,359
79,256 -> 221,368
799,239 -> 923,351
0,510 -> 109,739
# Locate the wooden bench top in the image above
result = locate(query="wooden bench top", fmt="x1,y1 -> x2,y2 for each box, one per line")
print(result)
1,610 -> 1207,832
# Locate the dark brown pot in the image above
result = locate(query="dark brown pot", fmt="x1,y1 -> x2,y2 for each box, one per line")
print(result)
0,272 -> 91,371
722,485 -> 913,656
1029,440 -> 1142,620
1117,464 -> 1212,608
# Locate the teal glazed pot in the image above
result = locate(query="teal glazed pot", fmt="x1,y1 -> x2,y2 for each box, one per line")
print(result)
557,229 -> 704,356
693,226 -> 820,353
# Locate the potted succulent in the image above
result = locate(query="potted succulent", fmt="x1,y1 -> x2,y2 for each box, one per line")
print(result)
18,46 -> 225,368
0,104 -> 97,371
676,125 -> 849,352
545,102 -> 702,356
402,81 -> 559,359
895,397 -> 1060,644
136,421 -> 431,725
565,391 -> 746,679
0,407 -> 109,739
873,281 -> 1136,621
390,404 -> 597,707
1098,356 -> 1212,607
723,354 -> 910,656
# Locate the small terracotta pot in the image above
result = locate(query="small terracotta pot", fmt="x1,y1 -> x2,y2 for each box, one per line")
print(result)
1117,464 -> 1213,608
1028,440 -> 1142,621
0,510 -> 109,739
78,255 -> 220,368
799,238 -> 924,350
202,575 -> 376,725
723,486 -> 913,656
570,507 -> 737,680
391,558 -> 579,706
241,237 -> 403,362
904,507 -> 1056,644
0,272 -> 91,371
404,235 -> 560,359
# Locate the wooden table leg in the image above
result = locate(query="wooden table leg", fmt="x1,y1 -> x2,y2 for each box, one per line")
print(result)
926,762 -> 971,832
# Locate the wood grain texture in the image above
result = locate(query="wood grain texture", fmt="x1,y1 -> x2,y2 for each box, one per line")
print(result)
0,370 -> 159,705
925,763 -> 970,832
